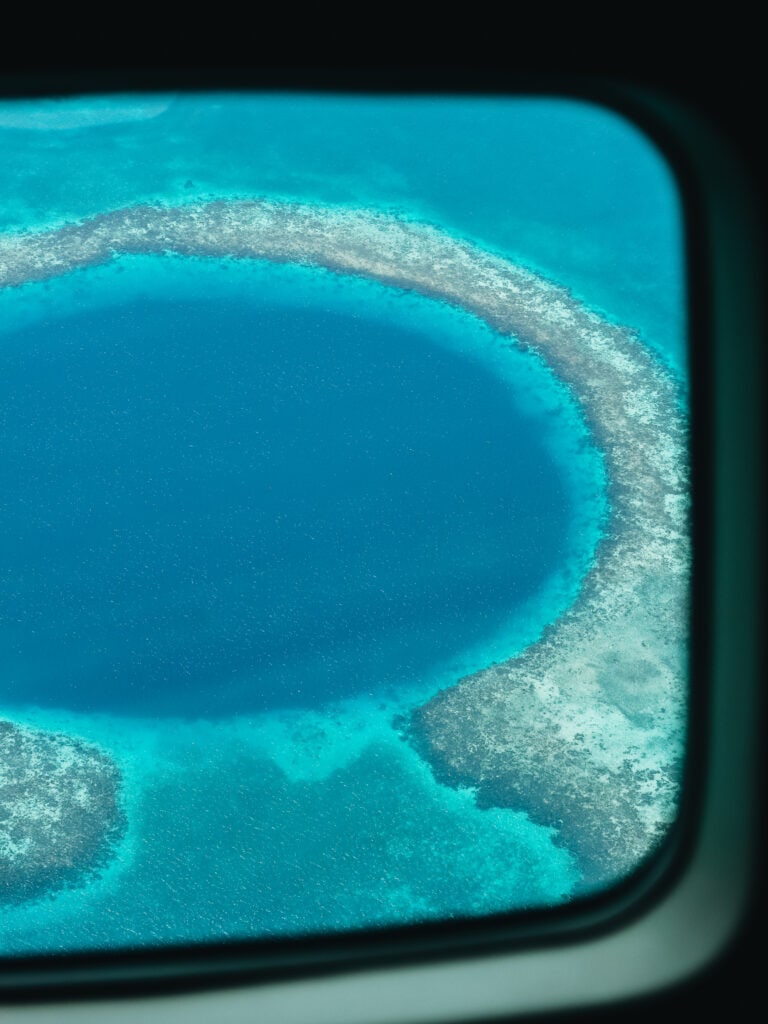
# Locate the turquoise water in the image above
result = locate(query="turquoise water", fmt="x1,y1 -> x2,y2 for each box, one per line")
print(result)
0,94 -> 684,953
0,93 -> 686,374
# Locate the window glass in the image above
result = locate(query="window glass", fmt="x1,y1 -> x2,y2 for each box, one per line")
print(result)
0,94 -> 688,953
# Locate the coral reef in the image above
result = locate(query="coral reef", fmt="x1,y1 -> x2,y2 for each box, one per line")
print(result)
0,720 -> 124,904
0,199 -> 689,891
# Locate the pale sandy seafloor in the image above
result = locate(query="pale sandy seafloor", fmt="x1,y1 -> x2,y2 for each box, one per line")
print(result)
0,200 -> 689,902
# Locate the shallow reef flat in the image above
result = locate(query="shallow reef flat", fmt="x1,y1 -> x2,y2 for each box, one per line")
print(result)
0,199 -> 689,894
0,719 -> 124,904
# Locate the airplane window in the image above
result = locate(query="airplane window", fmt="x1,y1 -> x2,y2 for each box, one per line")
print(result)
0,93 -> 689,956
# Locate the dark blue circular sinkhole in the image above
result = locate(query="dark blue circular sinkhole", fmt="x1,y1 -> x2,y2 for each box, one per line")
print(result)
0,293 -> 570,717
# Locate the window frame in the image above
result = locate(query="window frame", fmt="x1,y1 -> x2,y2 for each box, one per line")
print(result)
0,71 -> 762,1020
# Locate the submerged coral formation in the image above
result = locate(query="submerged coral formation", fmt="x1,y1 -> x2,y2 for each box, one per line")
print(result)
0,199 -> 689,893
0,719 -> 125,904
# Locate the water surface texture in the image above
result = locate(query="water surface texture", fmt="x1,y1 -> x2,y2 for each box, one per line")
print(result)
0,95 -> 688,953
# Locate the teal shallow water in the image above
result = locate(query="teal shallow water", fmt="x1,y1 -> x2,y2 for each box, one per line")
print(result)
0,703 -> 579,950
0,94 -> 685,373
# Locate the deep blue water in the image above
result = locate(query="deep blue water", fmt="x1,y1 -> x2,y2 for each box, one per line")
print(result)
0,292 -> 567,717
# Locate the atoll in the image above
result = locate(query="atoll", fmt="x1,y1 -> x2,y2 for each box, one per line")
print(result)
0,199 -> 689,892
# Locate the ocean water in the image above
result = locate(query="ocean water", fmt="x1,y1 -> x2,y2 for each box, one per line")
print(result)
0,94 -> 685,953
0,93 -> 686,373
